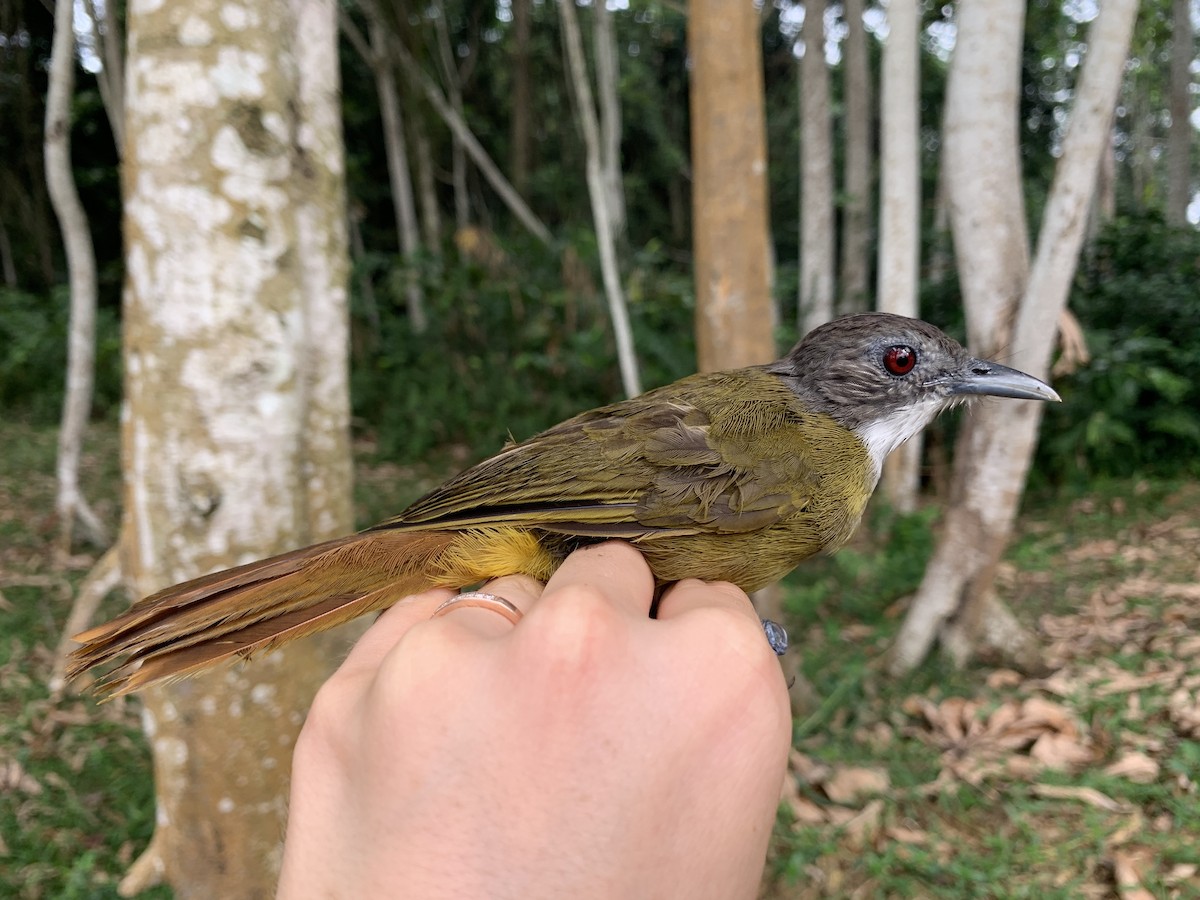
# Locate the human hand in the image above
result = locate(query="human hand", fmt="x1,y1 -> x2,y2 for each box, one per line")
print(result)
277,541 -> 792,900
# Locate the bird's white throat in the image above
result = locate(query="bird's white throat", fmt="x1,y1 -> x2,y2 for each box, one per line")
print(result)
853,398 -> 947,483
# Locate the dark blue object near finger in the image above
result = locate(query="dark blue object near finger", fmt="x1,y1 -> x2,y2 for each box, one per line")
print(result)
761,618 -> 788,656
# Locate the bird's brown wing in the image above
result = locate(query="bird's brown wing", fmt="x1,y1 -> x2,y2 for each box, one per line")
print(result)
376,369 -> 824,539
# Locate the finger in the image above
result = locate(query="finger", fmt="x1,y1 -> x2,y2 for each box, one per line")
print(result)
539,541 -> 655,618
337,587 -> 456,680
654,578 -> 757,624
432,574 -> 545,640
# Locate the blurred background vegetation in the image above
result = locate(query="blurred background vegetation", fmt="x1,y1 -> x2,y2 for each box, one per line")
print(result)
3,1 -> 1198,484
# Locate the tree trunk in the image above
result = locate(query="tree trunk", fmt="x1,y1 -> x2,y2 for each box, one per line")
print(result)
117,0 -> 358,893
45,0 -> 107,551
889,0 -> 1139,675
876,0 -> 922,513
0,216 -> 16,288
80,0 -> 125,155
412,116 -> 443,263
369,18 -> 427,334
433,0 -> 470,231
688,0 -> 775,372
798,0 -> 835,334
593,0 -> 626,238
839,0 -> 871,316
1167,0 -> 1192,226
510,0 -> 533,195
378,23 -> 553,246
559,0 -> 640,398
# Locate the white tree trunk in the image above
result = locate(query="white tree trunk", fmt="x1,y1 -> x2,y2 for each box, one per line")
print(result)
80,0 -> 125,155
890,0 -> 1139,674
876,0 -> 922,512
118,0 -> 358,891
45,0 -> 107,550
839,0 -> 871,316
593,0 -> 626,238
559,0 -> 641,397
1167,0 -> 1192,227
369,18 -> 427,334
798,0 -> 835,334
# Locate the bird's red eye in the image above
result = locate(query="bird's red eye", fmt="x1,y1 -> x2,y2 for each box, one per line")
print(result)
883,345 -> 916,376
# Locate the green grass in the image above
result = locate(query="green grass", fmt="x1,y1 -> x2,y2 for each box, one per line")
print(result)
3,421 -> 1199,897
766,480 -> 1200,898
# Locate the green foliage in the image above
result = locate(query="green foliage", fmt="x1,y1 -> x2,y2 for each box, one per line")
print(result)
0,288 -> 123,423
784,503 -> 939,632
350,237 -> 696,460
1037,214 -> 1200,483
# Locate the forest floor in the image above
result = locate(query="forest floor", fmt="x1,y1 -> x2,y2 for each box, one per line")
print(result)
1,420 -> 1198,899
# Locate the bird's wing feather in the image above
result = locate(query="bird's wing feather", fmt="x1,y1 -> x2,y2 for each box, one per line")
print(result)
376,370 -> 825,538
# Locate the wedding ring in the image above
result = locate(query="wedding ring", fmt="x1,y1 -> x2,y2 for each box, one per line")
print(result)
431,591 -> 524,625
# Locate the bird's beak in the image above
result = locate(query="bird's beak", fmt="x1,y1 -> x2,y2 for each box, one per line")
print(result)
950,360 -> 1061,403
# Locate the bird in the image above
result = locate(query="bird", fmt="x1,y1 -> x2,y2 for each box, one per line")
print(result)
70,313 -> 1059,695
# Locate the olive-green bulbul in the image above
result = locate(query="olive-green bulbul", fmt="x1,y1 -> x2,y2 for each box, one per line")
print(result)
71,313 -> 1059,694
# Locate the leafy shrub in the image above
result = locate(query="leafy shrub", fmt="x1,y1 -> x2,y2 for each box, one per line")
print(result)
1037,213 -> 1200,482
350,235 -> 697,460
0,287 -> 122,423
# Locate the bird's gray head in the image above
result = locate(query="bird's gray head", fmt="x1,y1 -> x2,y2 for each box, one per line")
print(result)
770,313 -> 1060,473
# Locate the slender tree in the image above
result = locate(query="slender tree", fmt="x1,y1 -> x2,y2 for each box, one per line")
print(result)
510,0 -> 533,195
876,0 -> 922,512
1167,0 -> 1192,226
839,0 -> 872,316
593,0 -> 626,237
890,0 -> 1140,674
559,0 -> 640,397
45,0 -> 107,550
433,0 -> 470,230
115,0 -> 359,891
366,11 -> 427,333
799,0 -> 835,334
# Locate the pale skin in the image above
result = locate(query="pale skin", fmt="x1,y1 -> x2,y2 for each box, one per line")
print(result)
277,541 -> 793,899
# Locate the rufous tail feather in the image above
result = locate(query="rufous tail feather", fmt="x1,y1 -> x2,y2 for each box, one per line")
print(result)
69,527 -> 556,697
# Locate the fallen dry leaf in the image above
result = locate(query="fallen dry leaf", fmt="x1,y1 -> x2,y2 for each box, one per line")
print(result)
1111,847 -> 1155,900
985,669 -> 1024,689
1103,751 -> 1160,784
885,825 -> 929,845
842,799 -> 884,850
1032,783 -> 1125,812
1030,732 -> 1094,769
789,750 -> 833,785
1168,688 -> 1200,738
822,766 -> 890,805
1165,862 -> 1198,886
0,757 -> 41,795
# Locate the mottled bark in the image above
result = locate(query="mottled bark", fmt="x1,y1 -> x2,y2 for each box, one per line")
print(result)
118,0 -> 356,893
876,0 -> 921,512
839,0 -> 871,316
560,0 -> 640,397
798,0 -> 835,334
688,0 -> 775,372
891,0 -> 1139,674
